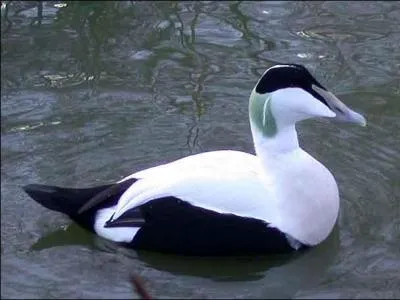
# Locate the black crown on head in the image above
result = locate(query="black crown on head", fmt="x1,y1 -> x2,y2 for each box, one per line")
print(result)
255,64 -> 329,107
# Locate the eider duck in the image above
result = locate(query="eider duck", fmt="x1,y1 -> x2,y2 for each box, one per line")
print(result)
24,64 -> 366,256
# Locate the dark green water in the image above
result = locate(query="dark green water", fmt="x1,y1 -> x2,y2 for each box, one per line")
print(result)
1,1 -> 399,298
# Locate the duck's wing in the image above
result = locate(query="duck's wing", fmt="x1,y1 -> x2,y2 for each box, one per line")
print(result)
111,150 -> 275,224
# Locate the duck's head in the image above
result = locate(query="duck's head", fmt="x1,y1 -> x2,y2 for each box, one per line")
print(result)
249,64 -> 366,137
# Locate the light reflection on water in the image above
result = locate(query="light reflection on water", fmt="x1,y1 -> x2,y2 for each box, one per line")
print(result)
1,1 -> 399,299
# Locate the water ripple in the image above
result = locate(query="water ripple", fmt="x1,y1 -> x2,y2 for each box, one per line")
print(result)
1,1 -> 400,299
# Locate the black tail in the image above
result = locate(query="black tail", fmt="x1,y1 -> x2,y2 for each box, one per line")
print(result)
23,178 -> 137,231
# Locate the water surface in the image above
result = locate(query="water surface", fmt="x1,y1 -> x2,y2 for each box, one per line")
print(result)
1,1 -> 400,299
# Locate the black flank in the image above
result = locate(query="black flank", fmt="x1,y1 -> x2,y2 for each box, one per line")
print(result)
112,197 -> 305,256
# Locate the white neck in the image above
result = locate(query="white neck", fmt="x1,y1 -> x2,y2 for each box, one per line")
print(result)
250,122 -> 300,173
250,121 -> 339,246
252,123 -> 299,154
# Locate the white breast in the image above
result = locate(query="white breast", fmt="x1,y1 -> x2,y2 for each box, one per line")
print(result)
262,149 -> 340,245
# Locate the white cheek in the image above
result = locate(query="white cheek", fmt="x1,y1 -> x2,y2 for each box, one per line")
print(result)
273,88 -> 336,120
302,98 -> 336,118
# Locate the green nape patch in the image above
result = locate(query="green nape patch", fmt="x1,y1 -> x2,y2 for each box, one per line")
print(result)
249,91 -> 277,137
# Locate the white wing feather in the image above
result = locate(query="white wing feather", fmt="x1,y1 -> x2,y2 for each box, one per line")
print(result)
112,150 -> 277,223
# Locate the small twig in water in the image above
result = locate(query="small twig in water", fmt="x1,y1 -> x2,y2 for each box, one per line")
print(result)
130,274 -> 152,300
